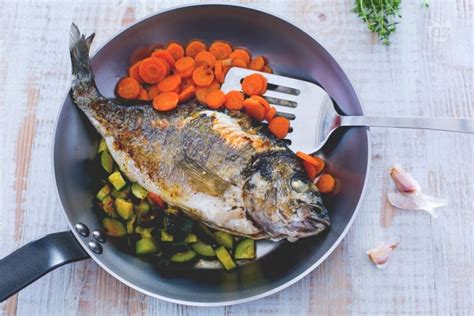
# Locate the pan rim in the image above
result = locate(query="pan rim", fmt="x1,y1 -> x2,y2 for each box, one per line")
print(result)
51,3 -> 371,306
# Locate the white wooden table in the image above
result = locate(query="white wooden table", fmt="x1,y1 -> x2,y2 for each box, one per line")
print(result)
1,1 -> 473,315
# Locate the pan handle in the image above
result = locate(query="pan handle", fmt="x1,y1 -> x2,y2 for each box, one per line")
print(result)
0,231 -> 89,302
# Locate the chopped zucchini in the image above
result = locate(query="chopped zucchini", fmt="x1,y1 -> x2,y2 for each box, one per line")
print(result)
135,200 -> 150,215
161,230 -> 174,242
126,215 -> 136,234
97,138 -> 108,153
136,238 -> 159,255
96,184 -> 111,200
215,246 -> 236,270
234,239 -> 256,260
116,185 -> 131,199
101,196 -> 116,217
184,233 -> 197,243
103,218 -> 126,237
214,231 -> 234,249
115,198 -> 133,220
108,171 -> 126,190
135,226 -> 154,238
100,151 -> 114,173
170,250 -> 197,263
191,242 -> 216,257
131,183 -> 148,199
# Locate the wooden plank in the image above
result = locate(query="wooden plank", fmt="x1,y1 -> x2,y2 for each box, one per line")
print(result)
0,0 -> 472,315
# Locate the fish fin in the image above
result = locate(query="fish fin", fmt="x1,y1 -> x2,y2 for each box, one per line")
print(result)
178,155 -> 231,196
69,23 -> 97,91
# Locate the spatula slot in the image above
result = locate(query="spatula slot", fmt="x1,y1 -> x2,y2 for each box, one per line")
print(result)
276,112 -> 295,120
264,96 -> 297,108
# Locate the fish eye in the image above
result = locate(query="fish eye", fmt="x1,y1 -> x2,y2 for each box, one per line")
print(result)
290,177 -> 308,193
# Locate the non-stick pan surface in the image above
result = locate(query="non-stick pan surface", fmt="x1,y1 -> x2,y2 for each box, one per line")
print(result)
3,4 -> 370,306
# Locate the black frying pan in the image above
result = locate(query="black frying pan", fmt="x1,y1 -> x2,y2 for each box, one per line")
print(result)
0,4 -> 369,306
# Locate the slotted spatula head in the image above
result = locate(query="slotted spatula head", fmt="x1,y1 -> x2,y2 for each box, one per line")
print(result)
221,68 -> 334,154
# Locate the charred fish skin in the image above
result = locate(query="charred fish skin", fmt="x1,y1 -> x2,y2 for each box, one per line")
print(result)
69,24 -> 330,241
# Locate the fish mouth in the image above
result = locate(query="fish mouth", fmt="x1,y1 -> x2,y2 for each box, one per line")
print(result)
289,205 -> 331,239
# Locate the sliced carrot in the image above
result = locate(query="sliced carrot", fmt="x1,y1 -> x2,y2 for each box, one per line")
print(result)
295,152 -> 325,174
206,90 -> 226,109
229,48 -> 251,65
195,51 -> 217,68
138,88 -> 148,101
231,58 -> 248,68
147,85 -> 160,100
185,40 -> 206,58
316,173 -> 336,194
241,73 -> 267,96
138,57 -> 168,84
128,61 -> 144,84
175,56 -> 195,78
209,41 -> 232,59
180,77 -> 195,89
152,91 -> 179,111
262,65 -> 273,73
243,98 -> 266,121
151,49 -> 175,68
249,56 -> 265,71
214,60 -> 223,83
179,85 -> 196,103
157,74 -> 182,92
192,66 -> 215,87
196,81 -> 220,104
117,77 -> 140,99
148,192 -> 166,209
268,116 -> 290,139
250,95 -> 270,112
264,107 -> 277,122
224,90 -> 245,110
166,42 -> 184,61
303,161 -> 318,181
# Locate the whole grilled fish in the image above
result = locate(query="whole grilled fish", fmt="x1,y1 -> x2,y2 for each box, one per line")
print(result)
69,24 -> 330,241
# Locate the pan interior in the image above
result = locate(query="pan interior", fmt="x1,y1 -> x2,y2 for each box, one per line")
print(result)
54,4 -> 368,305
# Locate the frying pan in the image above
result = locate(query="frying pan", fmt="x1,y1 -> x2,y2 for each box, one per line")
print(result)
0,4 -> 369,306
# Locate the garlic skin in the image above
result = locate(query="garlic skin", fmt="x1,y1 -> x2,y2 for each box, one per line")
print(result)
387,165 -> 446,217
367,242 -> 399,269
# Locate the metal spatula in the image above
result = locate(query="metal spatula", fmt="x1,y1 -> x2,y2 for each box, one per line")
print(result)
221,68 -> 474,154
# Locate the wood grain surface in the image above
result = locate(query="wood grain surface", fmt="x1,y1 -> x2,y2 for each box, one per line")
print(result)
0,0 -> 472,315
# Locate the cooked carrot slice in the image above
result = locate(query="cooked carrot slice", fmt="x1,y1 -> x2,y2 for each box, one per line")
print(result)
151,49 -> 175,68
166,42 -> 184,61
316,173 -> 336,194
147,85 -> 160,100
192,66 -> 215,87
128,61 -> 144,84
243,98 -> 266,121
185,40 -> 206,58
196,81 -> 220,104
268,116 -> 290,139
224,90 -> 245,110
295,152 -> 325,174
264,107 -> 277,122
195,51 -> 217,68
148,192 -> 166,209
303,161 -> 318,181
175,56 -> 195,77
117,77 -> 140,99
180,77 -> 195,89
206,90 -> 226,109
231,58 -> 248,68
250,95 -> 270,112
138,57 -> 168,84
152,91 -> 179,111
209,41 -> 232,59
229,48 -> 251,65
214,60 -> 223,83
249,56 -> 265,71
179,85 -> 196,103
241,73 -> 266,96
262,65 -> 273,73
157,74 -> 182,92
138,88 -> 148,101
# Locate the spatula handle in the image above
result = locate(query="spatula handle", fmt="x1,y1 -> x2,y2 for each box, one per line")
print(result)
341,116 -> 474,134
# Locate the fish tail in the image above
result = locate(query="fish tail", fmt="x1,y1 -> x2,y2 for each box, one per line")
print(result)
69,23 -> 99,96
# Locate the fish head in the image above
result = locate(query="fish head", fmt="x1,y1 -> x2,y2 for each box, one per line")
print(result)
243,151 -> 330,241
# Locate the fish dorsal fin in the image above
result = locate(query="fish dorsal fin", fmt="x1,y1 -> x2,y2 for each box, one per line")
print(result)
178,154 -> 231,196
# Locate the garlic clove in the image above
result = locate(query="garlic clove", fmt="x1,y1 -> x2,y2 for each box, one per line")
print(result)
367,242 -> 399,269
389,165 -> 420,193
